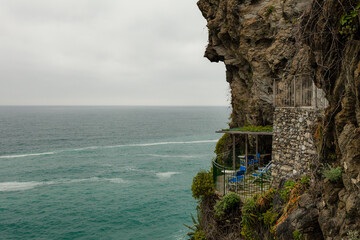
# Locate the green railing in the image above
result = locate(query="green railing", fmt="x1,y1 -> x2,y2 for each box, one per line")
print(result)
212,154 -> 272,200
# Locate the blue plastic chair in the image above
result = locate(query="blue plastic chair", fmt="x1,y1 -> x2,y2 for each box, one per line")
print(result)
227,169 -> 245,185
252,161 -> 272,182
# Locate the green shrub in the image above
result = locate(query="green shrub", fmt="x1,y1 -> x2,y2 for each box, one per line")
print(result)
215,133 -> 230,155
194,229 -> 206,240
339,4 -> 360,39
293,229 -> 305,240
214,199 -> 225,217
191,171 -> 214,200
241,195 -> 259,228
214,192 -> 241,217
300,176 -> 310,185
280,179 -> 296,201
266,6 -> 275,17
214,134 -> 230,164
262,208 -> 278,227
185,210 -> 205,240
284,179 -> 296,188
342,230 -> 360,240
223,192 -> 241,209
241,225 -> 256,240
322,166 -> 342,183
241,192 -> 278,239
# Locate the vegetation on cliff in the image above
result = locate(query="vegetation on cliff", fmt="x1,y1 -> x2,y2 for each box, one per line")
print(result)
188,172 -> 314,240
193,0 -> 360,238
221,125 -> 273,132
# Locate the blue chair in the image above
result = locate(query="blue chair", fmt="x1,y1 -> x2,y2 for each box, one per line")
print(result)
240,155 -> 260,166
252,161 -> 272,182
227,170 -> 245,184
239,166 -> 246,171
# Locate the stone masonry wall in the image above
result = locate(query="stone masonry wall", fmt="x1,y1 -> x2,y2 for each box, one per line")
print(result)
272,108 -> 319,186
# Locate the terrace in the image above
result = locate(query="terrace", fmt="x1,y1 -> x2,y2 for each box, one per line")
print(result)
213,78 -> 328,199
212,127 -> 273,200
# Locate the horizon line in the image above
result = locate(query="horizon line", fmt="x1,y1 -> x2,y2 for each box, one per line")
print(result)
0,105 -> 229,107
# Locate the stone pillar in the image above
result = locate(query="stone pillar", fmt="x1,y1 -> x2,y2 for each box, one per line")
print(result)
271,108 -> 320,186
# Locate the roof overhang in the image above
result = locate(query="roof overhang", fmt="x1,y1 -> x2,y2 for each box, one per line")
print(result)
216,130 -> 273,136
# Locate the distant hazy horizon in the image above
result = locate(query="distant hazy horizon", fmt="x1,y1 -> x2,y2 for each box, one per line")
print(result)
0,105 -> 229,107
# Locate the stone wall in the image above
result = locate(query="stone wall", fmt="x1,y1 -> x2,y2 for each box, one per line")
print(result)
272,108 -> 319,185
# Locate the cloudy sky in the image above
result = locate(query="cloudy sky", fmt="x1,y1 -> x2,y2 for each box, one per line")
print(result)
0,0 -> 228,106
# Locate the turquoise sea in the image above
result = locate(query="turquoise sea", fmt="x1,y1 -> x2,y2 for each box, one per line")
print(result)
0,106 -> 229,240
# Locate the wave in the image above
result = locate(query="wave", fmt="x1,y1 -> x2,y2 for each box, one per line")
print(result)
121,167 -> 179,179
0,139 -> 218,159
0,152 -> 55,159
0,181 -> 42,191
117,140 -> 218,147
104,178 -> 127,183
68,140 -> 218,151
0,177 -> 128,192
156,172 -> 180,179
140,154 -> 202,159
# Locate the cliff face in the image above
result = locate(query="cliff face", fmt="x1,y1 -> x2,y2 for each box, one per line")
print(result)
198,0 -> 311,127
198,0 -> 360,239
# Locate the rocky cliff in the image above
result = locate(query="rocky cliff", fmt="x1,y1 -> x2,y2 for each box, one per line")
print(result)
197,0 -> 360,239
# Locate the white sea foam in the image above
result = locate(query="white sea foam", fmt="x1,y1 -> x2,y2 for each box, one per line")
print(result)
0,177 -> 127,192
0,181 -> 43,191
143,154 -> 200,159
62,178 -> 98,184
123,140 -> 218,147
98,139 -> 218,149
72,146 -> 100,151
105,178 -> 127,183
120,166 -> 156,175
0,140 -> 218,159
156,172 -> 180,179
0,152 -> 55,159
65,140 -> 217,151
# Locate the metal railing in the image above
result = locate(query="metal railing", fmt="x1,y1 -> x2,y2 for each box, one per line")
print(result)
212,155 -> 272,200
273,77 -> 328,108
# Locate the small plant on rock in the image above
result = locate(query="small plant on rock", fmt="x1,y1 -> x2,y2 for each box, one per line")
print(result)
293,229 -> 305,240
342,230 -> 360,240
266,6 -> 275,17
300,176 -> 310,185
322,165 -> 342,183
274,177 -> 310,232
280,179 -> 296,201
340,4 -> 360,39
184,210 -> 205,240
193,229 -> 206,240
262,208 -> 278,227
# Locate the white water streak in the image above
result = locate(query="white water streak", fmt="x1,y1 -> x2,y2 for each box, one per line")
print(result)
156,172 -> 180,179
0,140 -> 218,159
0,152 -> 55,159
0,177 -> 127,192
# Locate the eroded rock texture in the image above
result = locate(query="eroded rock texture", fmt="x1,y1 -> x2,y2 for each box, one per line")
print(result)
198,0 -> 360,239
198,0 -> 311,127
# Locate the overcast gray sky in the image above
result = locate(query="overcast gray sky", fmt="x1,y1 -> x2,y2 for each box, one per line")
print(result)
0,0 -> 228,106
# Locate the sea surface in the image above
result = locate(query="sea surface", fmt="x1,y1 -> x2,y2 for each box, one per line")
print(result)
0,106 -> 229,240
